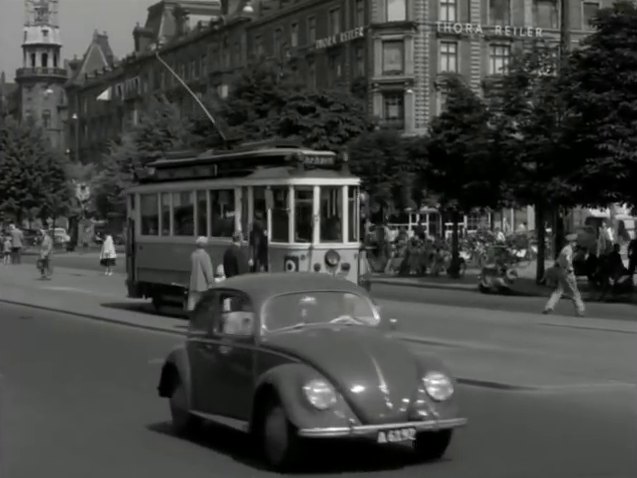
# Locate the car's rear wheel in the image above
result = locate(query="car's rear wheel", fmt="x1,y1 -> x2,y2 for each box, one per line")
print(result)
413,429 -> 452,460
260,398 -> 302,471
169,380 -> 200,436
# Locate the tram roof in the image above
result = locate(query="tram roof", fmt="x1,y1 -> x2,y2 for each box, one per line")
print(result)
136,140 -> 349,184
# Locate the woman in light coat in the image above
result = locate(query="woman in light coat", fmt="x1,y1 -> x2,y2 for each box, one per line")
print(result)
100,234 -> 117,276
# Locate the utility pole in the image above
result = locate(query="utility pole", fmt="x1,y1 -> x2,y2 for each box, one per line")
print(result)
559,0 -> 570,58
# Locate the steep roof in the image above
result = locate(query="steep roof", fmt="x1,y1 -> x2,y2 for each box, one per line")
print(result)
68,30 -> 117,86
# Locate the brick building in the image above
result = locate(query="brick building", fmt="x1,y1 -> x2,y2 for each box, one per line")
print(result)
66,0 -> 611,163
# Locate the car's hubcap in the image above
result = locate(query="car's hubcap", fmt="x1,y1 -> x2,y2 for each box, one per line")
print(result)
264,407 -> 288,464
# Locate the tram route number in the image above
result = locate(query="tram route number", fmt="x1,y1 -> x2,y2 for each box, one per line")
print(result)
377,427 -> 416,444
303,155 -> 335,166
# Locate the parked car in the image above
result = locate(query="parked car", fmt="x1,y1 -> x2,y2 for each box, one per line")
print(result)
157,273 -> 467,471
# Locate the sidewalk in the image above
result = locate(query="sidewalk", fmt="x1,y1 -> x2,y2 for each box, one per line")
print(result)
0,264 -> 635,392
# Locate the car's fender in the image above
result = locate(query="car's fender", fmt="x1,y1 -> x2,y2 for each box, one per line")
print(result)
157,345 -> 191,404
250,363 -> 360,432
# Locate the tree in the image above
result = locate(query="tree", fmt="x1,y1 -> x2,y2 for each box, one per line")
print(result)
424,75 -> 509,277
222,59 -> 374,150
95,99 -> 189,219
562,1 -> 637,209
348,129 -> 419,219
0,117 -> 72,225
488,42 -> 582,282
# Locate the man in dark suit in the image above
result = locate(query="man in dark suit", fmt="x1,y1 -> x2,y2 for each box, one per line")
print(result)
223,231 -> 250,278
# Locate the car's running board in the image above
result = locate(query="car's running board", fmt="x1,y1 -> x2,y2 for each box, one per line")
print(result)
190,411 -> 250,433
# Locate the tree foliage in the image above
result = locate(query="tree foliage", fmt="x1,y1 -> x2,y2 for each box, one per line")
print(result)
94,99 -> 188,219
222,59 -> 374,150
0,117 -> 72,223
349,129 -> 421,216
562,1 -> 637,208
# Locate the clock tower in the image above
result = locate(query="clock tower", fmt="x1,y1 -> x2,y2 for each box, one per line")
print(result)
15,0 -> 67,151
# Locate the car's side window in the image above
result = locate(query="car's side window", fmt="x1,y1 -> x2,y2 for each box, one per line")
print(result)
189,294 -> 215,335
214,292 -> 255,337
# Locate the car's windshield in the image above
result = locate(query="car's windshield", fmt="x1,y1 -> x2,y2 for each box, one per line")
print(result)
263,291 -> 380,332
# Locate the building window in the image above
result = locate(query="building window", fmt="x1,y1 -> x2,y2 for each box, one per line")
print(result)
223,37 -> 230,69
440,0 -> 457,22
355,45 -> 365,76
254,35 -> 264,56
533,0 -> 558,29
191,59 -> 198,78
42,29 -> 48,38
200,55 -> 207,77
436,89 -> 449,114
172,192 -> 194,236
382,92 -> 405,126
489,44 -> 511,75
30,53 -> 36,67
274,28 -> 283,56
270,187 -> 289,242
308,16 -> 317,43
320,187 -> 343,243
439,41 -> 458,73
489,0 -> 510,24
41,53 -> 48,68
356,0 -> 365,26
382,40 -> 404,75
387,0 -> 407,22
290,23 -> 299,47
582,2 -> 600,30
329,8 -> 341,35
307,59 -> 316,89
42,109 -> 51,128
196,190 -> 207,237
53,53 -> 58,68
328,53 -> 343,84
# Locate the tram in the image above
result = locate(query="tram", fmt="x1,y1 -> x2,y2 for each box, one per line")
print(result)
124,140 -> 369,309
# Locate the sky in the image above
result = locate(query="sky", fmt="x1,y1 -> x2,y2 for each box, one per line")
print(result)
0,0 -> 156,81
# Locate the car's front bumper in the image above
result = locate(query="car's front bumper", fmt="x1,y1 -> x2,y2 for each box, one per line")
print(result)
298,417 -> 468,438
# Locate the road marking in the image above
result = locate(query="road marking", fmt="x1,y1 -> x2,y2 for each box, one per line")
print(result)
540,322 -> 637,335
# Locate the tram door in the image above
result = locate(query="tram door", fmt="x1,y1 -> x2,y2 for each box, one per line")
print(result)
126,195 -> 138,298
252,187 -> 269,272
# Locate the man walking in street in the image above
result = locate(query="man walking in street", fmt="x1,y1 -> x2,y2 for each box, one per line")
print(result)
248,212 -> 268,272
9,224 -> 24,264
38,229 -> 53,280
187,236 -> 214,312
223,231 -> 249,279
543,232 -> 585,317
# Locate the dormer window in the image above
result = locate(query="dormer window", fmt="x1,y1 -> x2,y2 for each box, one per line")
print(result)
42,29 -> 49,38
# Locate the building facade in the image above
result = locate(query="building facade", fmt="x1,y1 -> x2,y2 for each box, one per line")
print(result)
14,0 -> 68,151
67,0 -> 611,163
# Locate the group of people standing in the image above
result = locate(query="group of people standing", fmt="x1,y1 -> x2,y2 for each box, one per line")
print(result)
2,225 -> 53,279
187,224 -> 268,311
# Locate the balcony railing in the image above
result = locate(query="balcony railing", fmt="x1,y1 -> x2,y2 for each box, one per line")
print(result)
16,67 -> 68,79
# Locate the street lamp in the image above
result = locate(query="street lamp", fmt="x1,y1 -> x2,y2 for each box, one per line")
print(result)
242,1 -> 255,14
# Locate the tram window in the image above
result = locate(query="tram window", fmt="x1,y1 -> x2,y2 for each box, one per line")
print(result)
320,187 -> 343,243
140,194 -> 159,235
196,190 -> 208,237
240,187 -> 249,240
271,187 -> 289,242
294,187 -> 313,243
348,187 -> 359,242
210,189 -> 235,237
173,191 -> 195,236
160,192 -> 171,236
253,187 -> 267,220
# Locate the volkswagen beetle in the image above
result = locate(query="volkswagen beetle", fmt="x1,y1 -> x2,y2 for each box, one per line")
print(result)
157,273 -> 467,470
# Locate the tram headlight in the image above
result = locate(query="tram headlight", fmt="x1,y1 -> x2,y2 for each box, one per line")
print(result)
325,249 -> 340,268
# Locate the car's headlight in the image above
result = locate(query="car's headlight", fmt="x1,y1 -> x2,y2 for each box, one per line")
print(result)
302,379 -> 337,410
423,372 -> 454,401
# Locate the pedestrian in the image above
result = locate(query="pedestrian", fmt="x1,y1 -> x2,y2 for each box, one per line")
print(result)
249,212 -> 268,272
99,233 -> 117,276
2,234 -> 11,265
542,232 -> 585,317
38,228 -> 53,280
223,231 -> 249,279
627,236 -> 637,277
9,224 -> 24,264
187,236 -> 214,312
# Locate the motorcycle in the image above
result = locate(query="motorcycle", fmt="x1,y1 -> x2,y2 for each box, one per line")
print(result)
478,245 -> 520,294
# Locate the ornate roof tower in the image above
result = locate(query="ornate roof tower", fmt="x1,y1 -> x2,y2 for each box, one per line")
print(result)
15,0 -> 68,151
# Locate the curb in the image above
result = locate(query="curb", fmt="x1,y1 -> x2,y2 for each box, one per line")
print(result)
0,297 -> 553,393
370,279 -> 477,292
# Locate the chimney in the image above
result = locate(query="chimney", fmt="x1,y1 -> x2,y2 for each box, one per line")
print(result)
133,23 -> 154,53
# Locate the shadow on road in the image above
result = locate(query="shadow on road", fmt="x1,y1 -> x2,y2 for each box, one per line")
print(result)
100,301 -> 188,321
146,421 -> 441,474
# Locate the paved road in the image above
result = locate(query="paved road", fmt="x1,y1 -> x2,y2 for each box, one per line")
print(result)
22,252 -> 637,322
1,303 -> 635,478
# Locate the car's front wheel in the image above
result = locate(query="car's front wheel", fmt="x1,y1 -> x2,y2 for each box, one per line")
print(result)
413,429 -> 452,460
169,381 -> 201,436
260,398 -> 303,471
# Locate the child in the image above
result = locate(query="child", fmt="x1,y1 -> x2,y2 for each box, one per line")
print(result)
3,235 -> 11,265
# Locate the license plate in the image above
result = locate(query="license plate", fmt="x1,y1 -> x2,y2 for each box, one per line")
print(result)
377,427 -> 416,444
